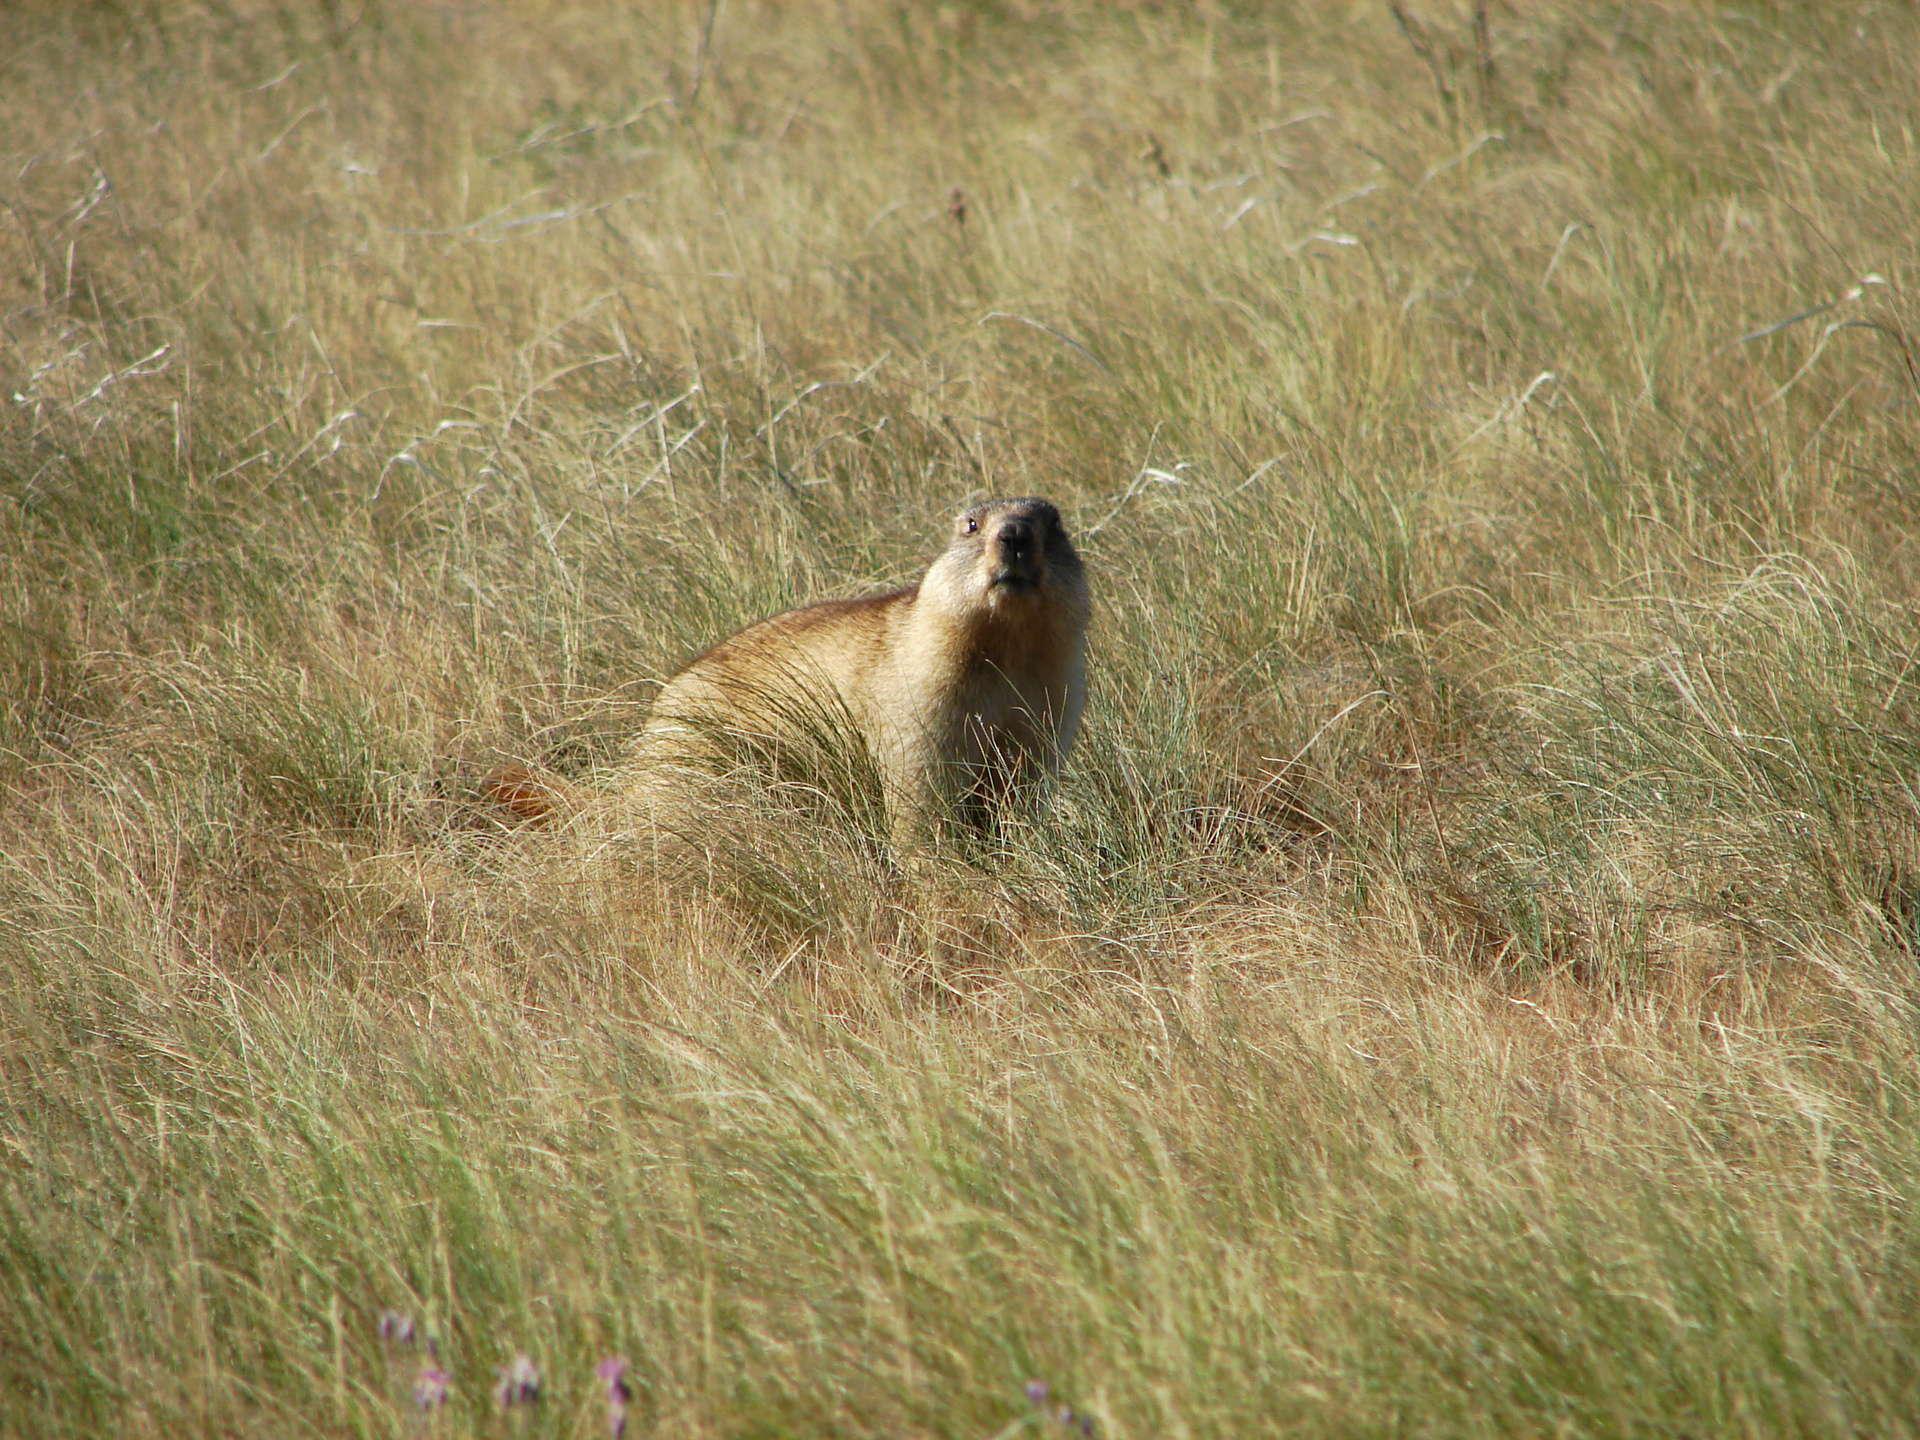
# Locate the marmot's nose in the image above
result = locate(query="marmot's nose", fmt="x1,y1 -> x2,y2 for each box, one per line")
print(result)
997,519 -> 1033,554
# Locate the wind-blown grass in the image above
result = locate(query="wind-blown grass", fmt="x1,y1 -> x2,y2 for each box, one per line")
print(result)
5,1 -> 1920,1435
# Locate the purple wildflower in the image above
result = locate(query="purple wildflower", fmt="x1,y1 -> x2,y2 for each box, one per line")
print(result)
597,1356 -> 634,1402
377,1309 -> 416,1346
494,1352 -> 541,1410
598,1356 -> 633,1437
1025,1379 -> 1051,1408
412,1365 -> 451,1410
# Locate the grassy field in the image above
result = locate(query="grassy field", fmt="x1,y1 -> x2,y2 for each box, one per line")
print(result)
6,1 -> 1920,1434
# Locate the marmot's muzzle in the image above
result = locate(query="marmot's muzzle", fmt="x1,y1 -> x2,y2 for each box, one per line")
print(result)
988,519 -> 1044,589
989,553 -> 1043,591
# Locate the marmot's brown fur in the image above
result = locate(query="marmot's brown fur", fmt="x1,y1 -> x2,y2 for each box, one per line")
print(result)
638,496 -> 1090,847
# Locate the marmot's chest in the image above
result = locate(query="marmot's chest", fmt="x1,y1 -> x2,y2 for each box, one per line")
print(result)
943,646 -> 1066,740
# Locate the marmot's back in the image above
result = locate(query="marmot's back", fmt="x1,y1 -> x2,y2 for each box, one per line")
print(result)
639,498 -> 1090,847
643,589 -> 909,753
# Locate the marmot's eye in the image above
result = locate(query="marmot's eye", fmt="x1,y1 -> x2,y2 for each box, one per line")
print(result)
963,516 -> 979,534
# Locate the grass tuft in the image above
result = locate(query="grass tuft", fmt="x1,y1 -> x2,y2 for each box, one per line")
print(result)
7,1 -> 1920,1434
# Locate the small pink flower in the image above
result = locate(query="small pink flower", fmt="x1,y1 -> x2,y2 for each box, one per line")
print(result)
377,1309 -> 416,1346
494,1352 -> 541,1409
597,1356 -> 634,1436
412,1365 -> 451,1410
596,1356 -> 633,1400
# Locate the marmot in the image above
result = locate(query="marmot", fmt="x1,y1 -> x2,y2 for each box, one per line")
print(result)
638,496 -> 1090,848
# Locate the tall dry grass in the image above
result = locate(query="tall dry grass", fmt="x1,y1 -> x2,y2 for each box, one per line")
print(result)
5,1 -> 1920,1435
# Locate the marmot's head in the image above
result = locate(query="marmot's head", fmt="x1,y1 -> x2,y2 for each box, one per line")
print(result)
921,497 -> 1089,624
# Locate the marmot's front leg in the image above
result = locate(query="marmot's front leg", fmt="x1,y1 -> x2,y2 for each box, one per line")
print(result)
874,723 -> 947,856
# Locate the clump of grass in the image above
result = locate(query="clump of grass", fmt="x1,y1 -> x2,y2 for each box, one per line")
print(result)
7,0 -> 1920,1435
